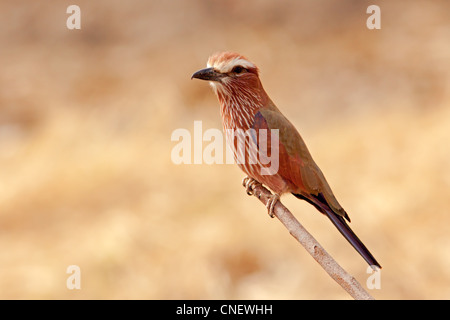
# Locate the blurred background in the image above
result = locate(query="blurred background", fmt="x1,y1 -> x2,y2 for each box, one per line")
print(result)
0,0 -> 449,299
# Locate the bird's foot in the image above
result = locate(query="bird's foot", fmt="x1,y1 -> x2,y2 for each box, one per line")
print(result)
242,177 -> 260,196
266,193 -> 280,218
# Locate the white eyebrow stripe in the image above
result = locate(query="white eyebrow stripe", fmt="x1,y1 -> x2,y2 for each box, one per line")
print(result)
208,57 -> 255,73
226,58 -> 255,72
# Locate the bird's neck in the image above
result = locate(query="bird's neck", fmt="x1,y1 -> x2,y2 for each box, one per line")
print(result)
216,84 -> 269,131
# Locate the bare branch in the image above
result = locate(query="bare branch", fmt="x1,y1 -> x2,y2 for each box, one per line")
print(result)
246,183 -> 375,300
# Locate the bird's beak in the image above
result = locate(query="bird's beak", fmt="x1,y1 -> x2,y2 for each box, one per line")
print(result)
191,67 -> 225,82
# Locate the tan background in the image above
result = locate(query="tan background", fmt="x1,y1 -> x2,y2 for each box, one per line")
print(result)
0,0 -> 449,299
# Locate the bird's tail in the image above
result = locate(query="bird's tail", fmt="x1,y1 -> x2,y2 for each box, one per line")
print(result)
324,208 -> 381,269
293,193 -> 381,269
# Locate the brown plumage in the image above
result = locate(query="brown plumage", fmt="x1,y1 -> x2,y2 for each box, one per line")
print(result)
192,51 -> 381,269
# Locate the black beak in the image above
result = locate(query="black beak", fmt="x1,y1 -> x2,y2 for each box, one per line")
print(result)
191,67 -> 225,82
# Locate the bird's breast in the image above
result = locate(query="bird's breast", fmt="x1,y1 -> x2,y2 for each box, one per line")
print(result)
222,117 -> 290,195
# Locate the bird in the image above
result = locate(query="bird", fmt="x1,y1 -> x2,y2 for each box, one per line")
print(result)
191,51 -> 381,269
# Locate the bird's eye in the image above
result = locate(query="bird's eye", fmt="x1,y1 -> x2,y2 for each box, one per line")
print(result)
231,66 -> 246,74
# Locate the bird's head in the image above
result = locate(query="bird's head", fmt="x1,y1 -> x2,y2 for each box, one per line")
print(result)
192,52 -> 264,98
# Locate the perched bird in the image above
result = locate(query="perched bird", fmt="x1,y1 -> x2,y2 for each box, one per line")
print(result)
192,51 -> 381,268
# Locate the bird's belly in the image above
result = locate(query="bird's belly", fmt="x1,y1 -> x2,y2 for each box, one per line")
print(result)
238,164 -> 289,194
237,162 -> 289,195
225,126 -> 290,194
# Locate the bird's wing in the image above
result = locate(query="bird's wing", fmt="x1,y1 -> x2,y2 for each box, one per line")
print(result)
252,108 -> 381,268
252,108 -> 348,220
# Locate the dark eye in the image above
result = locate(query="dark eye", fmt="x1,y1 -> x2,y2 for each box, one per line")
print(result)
231,66 -> 246,74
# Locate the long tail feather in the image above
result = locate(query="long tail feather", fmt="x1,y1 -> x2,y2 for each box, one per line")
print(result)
324,208 -> 381,269
293,193 -> 381,269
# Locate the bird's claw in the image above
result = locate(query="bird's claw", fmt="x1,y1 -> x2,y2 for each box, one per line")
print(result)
266,194 -> 280,218
242,177 -> 279,218
242,177 -> 260,196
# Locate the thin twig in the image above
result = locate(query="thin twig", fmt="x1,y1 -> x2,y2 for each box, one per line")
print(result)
247,183 -> 374,300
